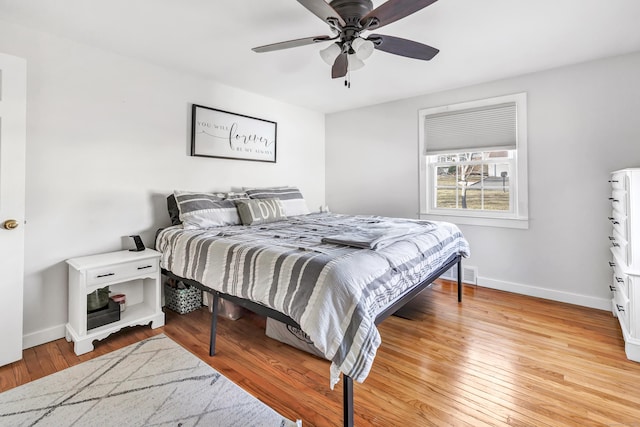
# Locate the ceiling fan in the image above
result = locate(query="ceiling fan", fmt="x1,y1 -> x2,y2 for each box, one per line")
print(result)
252,0 -> 440,81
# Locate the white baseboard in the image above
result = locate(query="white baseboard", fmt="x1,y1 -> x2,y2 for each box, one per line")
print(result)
21,278 -> 611,350
22,324 -> 66,350
478,276 -> 611,311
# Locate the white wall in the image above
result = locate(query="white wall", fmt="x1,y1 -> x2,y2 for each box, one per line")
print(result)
0,20 -> 325,348
326,52 -> 640,310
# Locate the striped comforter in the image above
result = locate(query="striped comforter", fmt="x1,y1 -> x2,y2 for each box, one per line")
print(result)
156,213 -> 470,387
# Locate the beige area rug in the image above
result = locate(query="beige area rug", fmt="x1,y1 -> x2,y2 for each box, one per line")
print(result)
0,334 -> 300,426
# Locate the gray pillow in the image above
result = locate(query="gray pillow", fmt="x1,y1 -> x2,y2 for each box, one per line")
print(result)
174,191 -> 240,229
224,191 -> 250,201
244,186 -> 310,216
235,198 -> 286,225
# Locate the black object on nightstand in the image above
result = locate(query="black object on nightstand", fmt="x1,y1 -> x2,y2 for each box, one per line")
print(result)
129,235 -> 145,252
87,299 -> 120,330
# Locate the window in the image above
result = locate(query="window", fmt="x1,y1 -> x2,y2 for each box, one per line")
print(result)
418,93 -> 528,229
432,150 -> 513,212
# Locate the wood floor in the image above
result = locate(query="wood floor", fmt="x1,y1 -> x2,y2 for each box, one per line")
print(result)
2,281 -> 640,426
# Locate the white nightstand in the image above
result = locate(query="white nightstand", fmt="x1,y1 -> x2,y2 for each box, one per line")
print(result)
65,249 -> 165,355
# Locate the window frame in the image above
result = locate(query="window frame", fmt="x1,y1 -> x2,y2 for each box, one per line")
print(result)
418,93 -> 529,229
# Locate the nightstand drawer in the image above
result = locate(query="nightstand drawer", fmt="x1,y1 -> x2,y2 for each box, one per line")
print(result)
87,259 -> 158,286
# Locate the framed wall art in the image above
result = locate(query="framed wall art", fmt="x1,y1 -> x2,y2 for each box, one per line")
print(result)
191,104 -> 277,163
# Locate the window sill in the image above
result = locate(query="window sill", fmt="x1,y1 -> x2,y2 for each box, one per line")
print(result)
419,213 -> 529,229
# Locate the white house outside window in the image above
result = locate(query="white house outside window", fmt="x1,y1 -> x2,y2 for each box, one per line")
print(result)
418,93 -> 529,229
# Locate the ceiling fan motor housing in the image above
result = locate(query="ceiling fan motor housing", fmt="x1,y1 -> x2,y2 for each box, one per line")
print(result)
330,0 -> 373,25
329,0 -> 373,52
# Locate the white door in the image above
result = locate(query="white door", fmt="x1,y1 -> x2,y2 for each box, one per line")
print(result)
0,52 -> 27,367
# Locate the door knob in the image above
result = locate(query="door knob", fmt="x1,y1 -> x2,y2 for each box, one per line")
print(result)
3,219 -> 19,230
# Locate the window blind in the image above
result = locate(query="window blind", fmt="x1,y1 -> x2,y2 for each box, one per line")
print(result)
424,102 -> 517,155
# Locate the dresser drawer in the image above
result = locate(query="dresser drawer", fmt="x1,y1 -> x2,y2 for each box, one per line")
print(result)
609,214 -> 628,241
611,246 -> 630,270
610,190 -> 628,216
610,172 -> 627,191
86,259 -> 158,287
613,287 -> 630,330
611,229 -> 629,267
612,268 -> 629,299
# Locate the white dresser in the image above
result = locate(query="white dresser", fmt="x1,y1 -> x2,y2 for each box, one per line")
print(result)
609,168 -> 640,361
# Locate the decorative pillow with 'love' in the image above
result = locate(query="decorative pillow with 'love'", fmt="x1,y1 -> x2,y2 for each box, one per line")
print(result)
235,198 -> 287,226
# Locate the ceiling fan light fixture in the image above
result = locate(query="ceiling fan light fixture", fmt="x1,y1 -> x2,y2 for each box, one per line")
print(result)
347,54 -> 365,71
352,37 -> 375,60
320,43 -> 341,65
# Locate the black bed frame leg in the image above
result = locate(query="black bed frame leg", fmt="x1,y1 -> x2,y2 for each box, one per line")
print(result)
343,374 -> 354,427
209,292 -> 220,356
457,258 -> 463,303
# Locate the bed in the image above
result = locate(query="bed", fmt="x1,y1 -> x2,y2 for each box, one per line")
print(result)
156,189 -> 470,426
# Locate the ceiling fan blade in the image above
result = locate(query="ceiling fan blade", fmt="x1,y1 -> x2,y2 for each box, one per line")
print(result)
361,0 -> 438,30
331,52 -> 348,79
368,34 -> 439,60
367,34 -> 440,61
252,35 -> 333,53
297,0 -> 346,27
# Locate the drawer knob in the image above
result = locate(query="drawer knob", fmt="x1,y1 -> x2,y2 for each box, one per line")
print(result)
608,180 -> 619,183
612,243 -> 620,247
616,277 -> 624,283
137,265 -> 153,270
608,236 -> 616,241
609,261 -> 616,267
616,304 -> 625,312
610,285 -> 616,292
